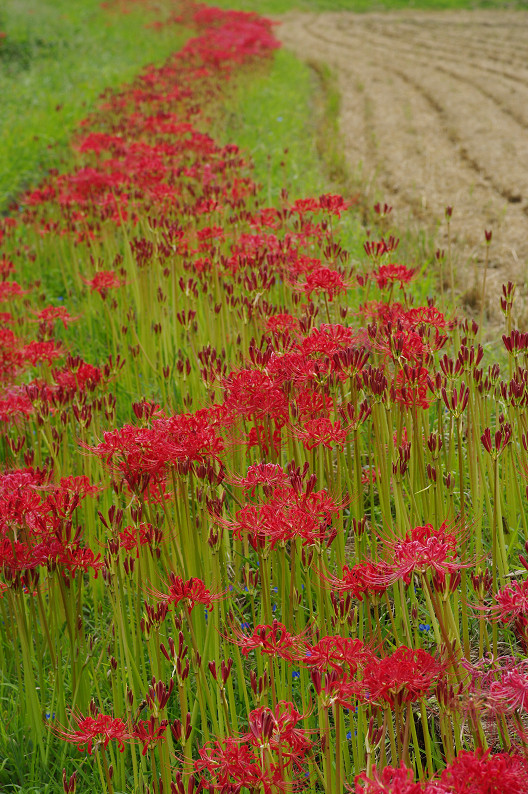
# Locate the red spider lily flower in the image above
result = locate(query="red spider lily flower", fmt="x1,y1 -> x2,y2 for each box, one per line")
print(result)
311,668 -> 366,710
55,711 -> 131,755
0,386 -> 33,424
242,701 -> 312,770
374,264 -> 416,290
149,573 -> 227,613
228,462 -> 288,496
299,323 -> 355,356
194,737 -> 287,794
266,313 -> 300,334
58,475 -> 101,498
300,266 -> 348,301
89,410 -> 224,482
289,197 -> 321,215
294,417 -> 348,450
23,340 -> 63,366
439,748 -> 528,794
363,647 -> 446,708
354,762 -> 428,794
132,717 -> 168,756
494,577 -> 528,624
222,368 -> 289,421
32,305 -> 78,330
0,254 -> 15,280
320,560 -> 390,601
490,578 -> 528,648
392,366 -> 431,410
293,417 -> 349,450
488,670 -> 528,714
218,486 -> 341,550
82,270 -> 123,296
226,619 -> 308,662
300,636 -> 374,674
318,193 -> 353,217
0,281 -> 29,302
366,522 -> 468,588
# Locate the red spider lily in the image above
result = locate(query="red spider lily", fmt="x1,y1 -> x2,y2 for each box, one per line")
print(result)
0,281 -> 29,302
374,264 -> 416,290
89,410 -> 224,482
294,417 -> 349,450
32,305 -> 78,330
222,368 -> 289,421
226,619 -> 308,662
300,266 -> 348,301
320,560 -> 390,600
149,573 -> 227,612
392,366 -> 431,410
363,647 -> 446,708
55,711 -> 131,754
242,701 -> 312,770
82,270 -> 123,295
132,716 -> 168,755
228,462 -> 288,496
218,486 -> 341,550
0,386 -> 33,424
354,762 -> 427,794
194,737 -> 288,794
365,522 -> 468,588
439,748 -> 528,793
311,668 -> 366,710
492,577 -> 528,623
299,636 -> 374,674
487,670 -> 528,714
317,193 -> 353,217
489,578 -> 528,648
266,313 -> 300,334
299,323 -> 355,356
22,339 -> 63,367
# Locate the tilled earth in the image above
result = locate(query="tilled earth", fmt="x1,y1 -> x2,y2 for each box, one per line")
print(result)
277,10 -> 528,323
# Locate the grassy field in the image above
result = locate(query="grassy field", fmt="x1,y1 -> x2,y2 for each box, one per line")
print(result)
0,0 -> 189,213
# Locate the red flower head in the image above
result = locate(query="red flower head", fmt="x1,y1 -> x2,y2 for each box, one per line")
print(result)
300,266 -> 348,301
300,635 -> 374,674
56,711 -> 131,755
82,270 -> 123,296
226,619 -> 308,662
354,762 -> 427,794
374,264 -> 416,290
440,748 -> 528,794
363,647 -> 445,708
149,573 -> 227,613
243,701 -> 311,769
368,522 -> 468,588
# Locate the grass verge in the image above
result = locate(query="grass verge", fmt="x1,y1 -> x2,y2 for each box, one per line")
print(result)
0,0 -> 189,212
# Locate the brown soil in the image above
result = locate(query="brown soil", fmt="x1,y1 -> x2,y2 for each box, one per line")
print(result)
276,10 -> 528,325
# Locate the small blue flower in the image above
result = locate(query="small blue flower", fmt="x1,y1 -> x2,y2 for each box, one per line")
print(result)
292,671 -> 300,679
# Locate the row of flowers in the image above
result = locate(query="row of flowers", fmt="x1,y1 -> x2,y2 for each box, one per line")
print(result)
1,1 -> 528,793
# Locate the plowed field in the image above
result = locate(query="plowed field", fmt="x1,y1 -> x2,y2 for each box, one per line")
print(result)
277,10 -> 528,321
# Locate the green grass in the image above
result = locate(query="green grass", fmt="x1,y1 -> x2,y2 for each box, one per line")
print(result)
0,0 -> 189,213
213,0 -> 526,13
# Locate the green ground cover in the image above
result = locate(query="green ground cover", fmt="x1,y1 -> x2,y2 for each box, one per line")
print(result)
0,0 -> 189,213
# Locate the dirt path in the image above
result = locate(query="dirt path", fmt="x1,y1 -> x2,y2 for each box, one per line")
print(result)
276,10 -> 528,323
